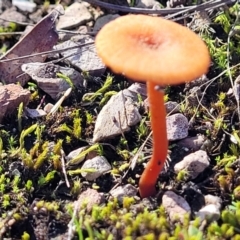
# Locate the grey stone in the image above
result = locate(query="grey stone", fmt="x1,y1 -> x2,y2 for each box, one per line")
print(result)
0,7 -> 27,28
178,135 -> 205,151
174,150 -> 210,179
165,101 -> 180,114
25,108 -> 47,118
22,62 -> 83,100
81,156 -> 111,181
110,184 -> 138,202
57,2 -> 92,30
93,89 -> 141,142
67,146 -> 89,164
195,204 -> 220,222
55,36 -> 106,77
12,0 -> 36,12
167,113 -> 189,141
76,188 -> 105,212
128,83 -> 147,98
204,194 -> 222,209
162,191 -> 191,223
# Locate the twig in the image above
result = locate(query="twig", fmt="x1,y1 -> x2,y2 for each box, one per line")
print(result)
82,0 -> 235,17
61,150 -> 70,188
0,42 -> 94,63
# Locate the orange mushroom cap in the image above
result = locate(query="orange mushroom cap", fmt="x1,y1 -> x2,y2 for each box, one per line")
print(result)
95,14 -> 210,85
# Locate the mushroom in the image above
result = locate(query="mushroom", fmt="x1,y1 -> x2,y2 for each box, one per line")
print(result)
95,14 -> 210,198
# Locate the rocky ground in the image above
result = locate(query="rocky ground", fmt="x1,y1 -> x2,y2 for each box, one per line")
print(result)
0,0 -> 240,239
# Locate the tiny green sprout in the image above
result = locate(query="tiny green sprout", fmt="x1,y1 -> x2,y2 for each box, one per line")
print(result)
38,170 -> 56,186
57,72 -> 74,88
12,123 -> 38,157
13,213 -> 22,220
136,118 -> 148,140
215,12 -> 231,34
92,183 -> 100,190
216,153 -> 237,167
36,200 -> 45,209
222,209 -> 238,227
222,224 -> 235,238
99,91 -> 117,106
119,162 -> 130,172
217,175 -> 230,192
85,111 -> 94,125
21,231 -> 30,240
214,117 -> 224,131
2,194 -> 10,208
35,124 -> 45,144
45,201 -> 59,212
38,175 -> 46,186
164,94 -> 169,102
66,135 -> 71,143
0,44 -> 8,54
233,186 -> 240,200
27,82 -> 38,91
51,155 -> 61,170
17,102 -> 24,132
25,180 -> 33,192
232,130 -> 240,147
67,168 -> 96,176
68,143 -> 102,165
33,144 -> 49,170
176,169 -> 189,182
82,74 -> 113,103
218,92 -> 226,101
7,135 -> 18,151
122,197 -> 135,209
20,148 -> 34,168
73,114 -> 82,139
117,149 -> 130,161
12,175 -> 20,193
136,93 -> 143,105
159,232 -> 169,240
70,179 -> 82,197
229,144 -> 239,157
53,139 -> 63,155
56,123 -> 73,135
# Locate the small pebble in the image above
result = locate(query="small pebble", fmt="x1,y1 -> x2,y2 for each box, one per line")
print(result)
93,89 -> 141,142
178,135 -> 205,151
162,191 -> 191,223
81,156 -> 111,181
174,150 -> 210,179
76,188 -> 105,212
67,146 -> 89,165
135,0 -> 161,8
195,204 -> 220,222
204,194 -> 222,209
57,2 -> 92,29
165,101 -> 180,114
12,0 -> 36,12
167,113 -> 189,141
110,184 -> 138,202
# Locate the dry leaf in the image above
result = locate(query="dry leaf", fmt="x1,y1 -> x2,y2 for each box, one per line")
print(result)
0,5 -> 63,86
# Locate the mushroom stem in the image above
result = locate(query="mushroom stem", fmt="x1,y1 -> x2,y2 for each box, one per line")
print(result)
139,81 -> 168,198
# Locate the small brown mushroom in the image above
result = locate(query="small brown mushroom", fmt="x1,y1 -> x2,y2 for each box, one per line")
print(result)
95,14 -> 210,198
